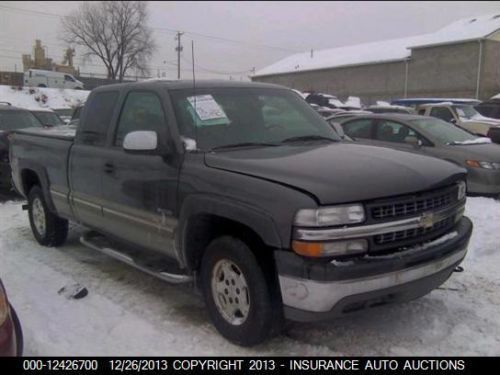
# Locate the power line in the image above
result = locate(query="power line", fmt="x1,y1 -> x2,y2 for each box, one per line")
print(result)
0,4 -> 301,53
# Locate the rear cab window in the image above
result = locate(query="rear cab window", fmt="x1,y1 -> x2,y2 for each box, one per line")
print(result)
77,91 -> 119,146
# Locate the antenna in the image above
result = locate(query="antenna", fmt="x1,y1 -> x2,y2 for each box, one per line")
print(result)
192,39 -> 199,152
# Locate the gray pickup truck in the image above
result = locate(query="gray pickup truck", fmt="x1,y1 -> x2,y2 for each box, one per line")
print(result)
10,80 -> 472,346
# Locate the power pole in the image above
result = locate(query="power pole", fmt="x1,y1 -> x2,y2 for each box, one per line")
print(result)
175,31 -> 184,80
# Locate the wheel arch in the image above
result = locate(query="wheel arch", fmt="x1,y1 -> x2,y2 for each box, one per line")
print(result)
177,194 -> 282,271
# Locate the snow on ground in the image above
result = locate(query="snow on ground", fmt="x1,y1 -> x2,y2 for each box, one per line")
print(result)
0,194 -> 499,355
0,84 -> 89,110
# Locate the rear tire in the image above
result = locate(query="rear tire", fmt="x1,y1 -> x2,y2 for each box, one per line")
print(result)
28,186 -> 68,247
200,236 -> 283,347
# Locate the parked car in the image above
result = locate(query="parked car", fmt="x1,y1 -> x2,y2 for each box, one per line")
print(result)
325,110 -> 371,122
29,108 -> 64,127
0,278 -> 23,356
336,113 -> 500,196
24,69 -> 84,90
366,105 -> 414,114
391,98 -> 481,108
475,96 -> 500,119
0,103 -> 41,191
417,102 -> 500,141
52,108 -> 74,124
67,105 -> 84,127
306,92 -> 344,108
11,80 -> 472,346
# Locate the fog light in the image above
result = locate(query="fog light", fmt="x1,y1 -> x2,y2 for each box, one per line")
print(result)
292,239 -> 368,257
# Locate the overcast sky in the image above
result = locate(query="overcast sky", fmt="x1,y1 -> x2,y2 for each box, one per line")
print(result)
1,1 -> 500,80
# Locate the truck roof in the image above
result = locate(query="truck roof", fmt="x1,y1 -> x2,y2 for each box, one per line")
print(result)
91,79 -> 288,93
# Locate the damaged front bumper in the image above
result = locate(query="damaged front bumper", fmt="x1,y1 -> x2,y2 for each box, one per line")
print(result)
275,216 -> 473,322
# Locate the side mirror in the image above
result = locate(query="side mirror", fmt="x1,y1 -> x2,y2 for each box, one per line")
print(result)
450,118 -> 457,124
123,130 -> 158,152
405,135 -> 422,148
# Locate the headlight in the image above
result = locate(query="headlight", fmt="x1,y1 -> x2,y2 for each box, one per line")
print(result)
465,160 -> 500,170
0,282 -> 8,326
457,181 -> 466,201
294,204 -> 365,227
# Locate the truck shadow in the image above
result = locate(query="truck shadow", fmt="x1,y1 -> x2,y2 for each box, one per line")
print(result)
0,190 -> 23,203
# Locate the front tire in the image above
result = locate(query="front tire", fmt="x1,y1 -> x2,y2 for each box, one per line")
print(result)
200,236 -> 283,346
28,186 -> 68,247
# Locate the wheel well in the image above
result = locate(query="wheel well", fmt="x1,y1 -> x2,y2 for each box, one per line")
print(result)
184,214 -> 271,271
21,169 -> 40,195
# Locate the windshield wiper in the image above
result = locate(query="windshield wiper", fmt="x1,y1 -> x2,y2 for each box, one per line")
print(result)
280,135 -> 338,144
211,142 -> 279,151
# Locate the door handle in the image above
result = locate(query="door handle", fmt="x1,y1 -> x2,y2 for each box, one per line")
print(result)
104,162 -> 115,174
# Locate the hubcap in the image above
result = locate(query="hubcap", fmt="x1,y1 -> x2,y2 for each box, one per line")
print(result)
32,198 -> 46,236
211,259 -> 250,325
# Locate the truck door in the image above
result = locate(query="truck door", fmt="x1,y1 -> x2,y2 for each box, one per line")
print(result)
69,90 -> 120,229
100,90 -> 179,258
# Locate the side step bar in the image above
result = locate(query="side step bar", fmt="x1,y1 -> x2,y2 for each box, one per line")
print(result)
80,232 -> 192,284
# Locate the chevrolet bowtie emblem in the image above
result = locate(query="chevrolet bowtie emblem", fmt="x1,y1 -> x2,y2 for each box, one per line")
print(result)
420,212 -> 435,229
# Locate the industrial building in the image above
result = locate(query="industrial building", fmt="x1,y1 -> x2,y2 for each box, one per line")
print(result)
252,14 -> 500,104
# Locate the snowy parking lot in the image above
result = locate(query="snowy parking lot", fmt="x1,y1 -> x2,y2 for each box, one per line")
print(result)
0,194 -> 499,356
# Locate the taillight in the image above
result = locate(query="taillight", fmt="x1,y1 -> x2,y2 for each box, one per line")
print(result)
0,282 -> 9,326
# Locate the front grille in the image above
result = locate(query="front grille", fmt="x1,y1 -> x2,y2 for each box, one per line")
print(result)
374,216 -> 454,245
371,189 -> 455,220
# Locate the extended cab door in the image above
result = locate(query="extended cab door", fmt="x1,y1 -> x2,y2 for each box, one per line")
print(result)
69,90 -> 120,229
100,89 -> 179,257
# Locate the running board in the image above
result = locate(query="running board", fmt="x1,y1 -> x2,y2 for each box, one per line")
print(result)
80,232 -> 192,284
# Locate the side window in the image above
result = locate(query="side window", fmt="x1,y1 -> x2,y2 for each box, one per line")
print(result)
375,120 -> 416,143
64,75 -> 75,82
79,91 -> 119,146
114,91 -> 166,147
430,107 -> 454,123
417,108 -> 426,115
342,119 -> 373,139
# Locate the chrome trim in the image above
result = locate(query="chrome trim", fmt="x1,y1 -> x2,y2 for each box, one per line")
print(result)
103,206 -> 174,234
279,247 -> 467,313
50,189 -> 67,199
294,201 -> 465,241
72,196 -> 101,211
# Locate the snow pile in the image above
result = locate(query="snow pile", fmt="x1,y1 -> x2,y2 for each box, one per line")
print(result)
0,85 -> 89,110
376,101 -> 391,106
449,137 -> 492,145
343,96 -> 362,109
255,13 -> 500,77
0,197 -> 499,355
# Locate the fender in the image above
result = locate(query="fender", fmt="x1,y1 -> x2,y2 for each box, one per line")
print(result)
17,160 -> 57,214
177,193 -> 283,269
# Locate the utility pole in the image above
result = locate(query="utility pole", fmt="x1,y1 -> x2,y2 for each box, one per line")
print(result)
175,31 -> 184,80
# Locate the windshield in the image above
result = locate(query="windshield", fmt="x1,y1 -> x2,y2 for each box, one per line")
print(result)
409,118 -> 479,144
169,87 -> 339,151
32,111 -> 63,126
455,105 -> 480,119
0,110 -> 42,130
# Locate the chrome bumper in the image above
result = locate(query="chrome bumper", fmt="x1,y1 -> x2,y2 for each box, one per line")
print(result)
279,246 -> 466,313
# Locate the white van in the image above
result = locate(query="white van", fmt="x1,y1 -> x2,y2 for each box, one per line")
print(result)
24,69 -> 84,90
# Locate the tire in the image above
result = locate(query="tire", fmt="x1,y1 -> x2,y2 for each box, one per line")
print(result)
37,84 -> 46,88
200,236 -> 283,346
10,305 -> 23,356
28,186 -> 68,247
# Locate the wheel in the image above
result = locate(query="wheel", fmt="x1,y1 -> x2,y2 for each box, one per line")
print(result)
200,236 -> 283,346
10,305 -> 23,356
28,186 -> 68,247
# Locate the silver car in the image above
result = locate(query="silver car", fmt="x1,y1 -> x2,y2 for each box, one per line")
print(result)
333,113 -> 500,196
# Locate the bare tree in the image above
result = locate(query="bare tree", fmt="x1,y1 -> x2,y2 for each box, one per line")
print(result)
62,1 -> 156,81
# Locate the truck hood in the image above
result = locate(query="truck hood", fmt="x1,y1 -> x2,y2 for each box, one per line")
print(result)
461,117 -> 500,126
204,143 -> 466,204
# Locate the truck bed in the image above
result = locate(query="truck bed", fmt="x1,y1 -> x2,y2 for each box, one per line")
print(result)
10,126 -> 75,219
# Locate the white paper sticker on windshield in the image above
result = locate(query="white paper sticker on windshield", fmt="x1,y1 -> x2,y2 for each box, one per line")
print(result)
187,95 -> 228,122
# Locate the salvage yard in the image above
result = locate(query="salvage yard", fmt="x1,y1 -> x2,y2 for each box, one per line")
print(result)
0,194 -> 499,356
